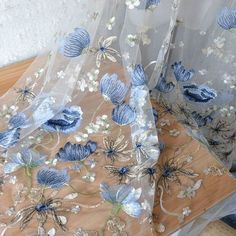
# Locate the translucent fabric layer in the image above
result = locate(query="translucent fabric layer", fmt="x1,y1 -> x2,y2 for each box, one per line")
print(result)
0,0 -> 235,235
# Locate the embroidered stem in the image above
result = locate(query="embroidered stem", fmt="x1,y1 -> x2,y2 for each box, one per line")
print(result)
90,100 -> 105,124
78,200 -> 104,209
34,131 -> 60,151
158,186 -> 183,222
24,166 -> 33,190
78,161 -> 89,173
100,204 -> 121,236
67,184 -> 100,196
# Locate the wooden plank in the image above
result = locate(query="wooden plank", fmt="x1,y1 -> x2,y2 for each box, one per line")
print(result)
0,58 -> 33,96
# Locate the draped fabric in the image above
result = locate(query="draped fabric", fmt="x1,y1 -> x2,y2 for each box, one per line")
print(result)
0,0 -> 235,235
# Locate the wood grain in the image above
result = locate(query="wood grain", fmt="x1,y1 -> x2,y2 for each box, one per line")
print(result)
0,58 -> 34,96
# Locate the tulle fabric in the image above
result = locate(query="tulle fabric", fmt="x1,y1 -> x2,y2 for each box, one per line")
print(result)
0,0 -> 235,235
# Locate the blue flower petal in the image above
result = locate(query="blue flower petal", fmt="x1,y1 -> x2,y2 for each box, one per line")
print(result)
4,148 -> 45,173
9,113 -> 27,128
100,74 -> 128,105
191,111 -> 213,127
183,84 -> 217,103
42,106 -> 82,134
56,142 -> 91,162
218,7 -> 236,30
121,187 -> 142,204
122,202 -> 142,218
171,61 -> 195,82
100,183 -> 142,218
37,167 -> 70,188
0,128 -> 21,149
84,140 -> 97,154
100,183 -> 119,202
155,74 -> 175,93
112,103 -> 136,126
60,27 -> 90,57
116,184 -> 132,203
146,0 -> 160,9
130,64 -> 147,86
4,162 -> 21,174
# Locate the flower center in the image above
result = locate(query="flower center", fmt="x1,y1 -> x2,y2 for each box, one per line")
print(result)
35,203 -> 49,212
118,167 -> 129,175
107,149 -> 114,155
162,167 -> 172,177
147,167 -> 155,175
100,47 -> 106,52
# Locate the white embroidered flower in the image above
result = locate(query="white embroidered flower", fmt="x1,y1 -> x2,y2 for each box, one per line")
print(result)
106,16 -> 116,30
96,115 -> 108,126
141,33 -> 151,45
214,37 -> 225,49
159,119 -> 170,127
86,123 -> 100,134
202,37 -> 225,59
77,78 -> 88,92
198,69 -> 207,75
182,207 -> 191,217
177,180 -> 202,199
95,36 -> 120,67
223,73 -> 236,89
0,104 -> 18,119
74,132 -> 88,142
126,34 -> 139,47
34,68 -> 44,78
77,69 -> 99,92
202,47 -> 214,57
125,0 -> 140,9
169,129 -> 180,137
219,106 -> 235,117
57,70 -> 66,79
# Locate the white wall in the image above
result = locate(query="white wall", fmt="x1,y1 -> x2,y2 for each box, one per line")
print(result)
0,0 -> 82,67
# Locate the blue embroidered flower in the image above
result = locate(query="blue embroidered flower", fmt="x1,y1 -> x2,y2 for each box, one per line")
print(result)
191,111 -> 213,127
112,103 -> 136,126
37,167 -> 70,188
84,140 -> 97,154
0,128 -> 21,149
55,140 -> 97,162
4,148 -> 46,174
218,7 -> 236,30
100,182 -> 142,218
183,84 -> 217,103
60,27 -> 90,57
130,64 -> 147,86
9,113 -> 27,128
171,61 -> 195,82
146,0 -> 160,9
100,74 -> 128,105
42,106 -> 83,134
155,74 -> 175,93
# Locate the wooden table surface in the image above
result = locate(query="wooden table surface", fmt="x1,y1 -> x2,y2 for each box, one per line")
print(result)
0,59 -> 235,236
